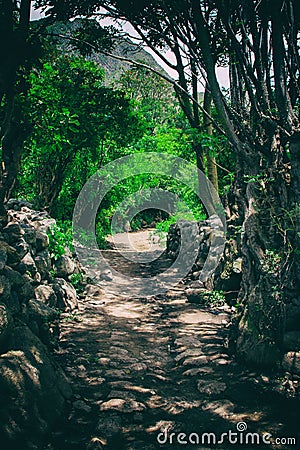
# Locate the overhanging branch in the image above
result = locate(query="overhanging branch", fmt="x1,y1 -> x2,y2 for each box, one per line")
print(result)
50,32 -> 227,137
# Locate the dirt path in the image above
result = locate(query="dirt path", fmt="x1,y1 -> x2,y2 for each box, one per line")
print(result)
49,232 -> 299,450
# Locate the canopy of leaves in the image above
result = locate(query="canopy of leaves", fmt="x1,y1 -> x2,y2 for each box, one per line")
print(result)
18,53 -> 145,216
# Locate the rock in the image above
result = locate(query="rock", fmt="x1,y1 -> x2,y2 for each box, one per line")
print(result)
3,242 -> 21,267
87,437 -> 105,449
0,350 -> 46,448
33,217 -> 56,233
186,287 -> 206,303
34,272 -> 42,283
84,284 -> 104,298
73,400 -> 92,413
182,367 -> 214,377
104,369 -> 131,379
22,224 -> 36,245
3,266 -> 34,302
12,238 -> 29,259
151,234 -> 160,244
34,250 -> 51,279
3,222 -> 24,243
0,325 -> 71,445
54,255 -> 75,277
27,298 -> 58,326
130,363 -> 148,373
96,413 -> 122,437
110,347 -> 129,356
19,279 -> 35,302
175,349 -> 203,362
0,242 -> 7,270
77,364 -> 87,373
182,355 -> 209,366
7,198 -> 33,210
282,352 -> 300,375
108,390 -> 136,400
98,357 -> 110,366
100,269 -> 113,281
197,379 -> 227,396
14,262 -> 27,275
209,230 -> 225,247
11,326 -> 73,402
283,332 -> 300,351
0,303 -> 13,352
99,398 -> 146,413
7,291 -> 21,314
51,278 -> 78,311
21,252 -> 37,276
4,266 -> 25,287
6,198 -> 19,209
0,274 -> 11,301
35,285 -> 57,307
0,203 -> 79,447
35,231 -> 49,251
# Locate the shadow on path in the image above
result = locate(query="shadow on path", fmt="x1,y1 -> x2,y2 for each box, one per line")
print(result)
48,232 -> 299,450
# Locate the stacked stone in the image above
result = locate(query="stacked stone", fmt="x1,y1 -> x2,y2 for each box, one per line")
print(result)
167,216 -> 300,376
166,218 -> 209,282
166,215 -> 238,288
0,199 -> 79,448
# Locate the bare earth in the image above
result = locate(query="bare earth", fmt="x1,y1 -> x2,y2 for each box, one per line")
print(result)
49,231 -> 299,449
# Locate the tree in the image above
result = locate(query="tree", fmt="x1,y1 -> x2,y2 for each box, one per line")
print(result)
0,5 -> 116,223
36,0 -> 229,179
203,84 -> 218,191
38,0 -> 300,366
0,0 -> 37,223
18,54 -> 144,216
116,66 -> 179,129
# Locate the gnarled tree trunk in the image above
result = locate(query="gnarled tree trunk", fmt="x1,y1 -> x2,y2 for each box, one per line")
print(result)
0,0 -> 32,224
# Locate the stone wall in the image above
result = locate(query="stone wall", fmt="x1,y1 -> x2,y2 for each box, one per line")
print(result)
0,199 -> 79,448
166,217 -> 300,374
166,216 -> 242,302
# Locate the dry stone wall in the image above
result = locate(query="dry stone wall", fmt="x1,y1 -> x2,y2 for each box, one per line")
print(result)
166,216 -> 242,300
0,199 -> 80,448
167,217 -> 300,374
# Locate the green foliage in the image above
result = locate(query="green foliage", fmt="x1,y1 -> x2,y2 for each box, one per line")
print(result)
95,220 -> 110,249
202,133 -> 235,195
17,53 -> 144,217
116,66 -> 180,129
221,172 -> 235,195
15,38 -> 236,249
47,221 -> 73,260
196,290 -> 226,307
155,205 -> 206,234
61,311 -> 80,322
262,249 -> 282,274
69,272 -> 85,291
71,18 -> 115,56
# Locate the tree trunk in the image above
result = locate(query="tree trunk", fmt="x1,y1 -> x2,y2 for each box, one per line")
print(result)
203,86 -> 218,191
0,0 -> 32,224
235,130 -> 299,366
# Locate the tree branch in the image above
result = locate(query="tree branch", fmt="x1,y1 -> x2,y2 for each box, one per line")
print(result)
50,32 -> 227,137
